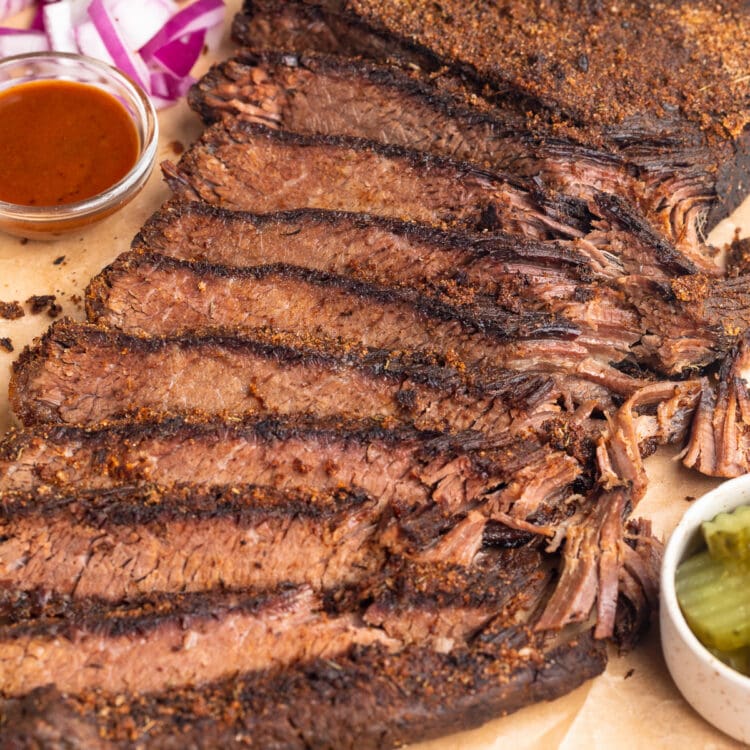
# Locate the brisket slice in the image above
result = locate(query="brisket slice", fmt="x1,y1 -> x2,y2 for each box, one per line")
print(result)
233,0 -> 750,233
1,548 -> 546,696
0,473 -> 563,601
0,414 -> 558,507
134,200 -> 623,283
85,252 -> 645,396
0,628 -> 607,749
164,120 -> 593,240
10,320 -> 559,434
0,484 -> 387,600
189,51 -> 716,269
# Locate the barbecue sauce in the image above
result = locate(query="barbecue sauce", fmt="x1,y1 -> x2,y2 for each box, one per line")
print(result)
0,79 -> 139,206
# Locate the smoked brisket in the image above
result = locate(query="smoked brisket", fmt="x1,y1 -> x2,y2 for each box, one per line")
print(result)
0,627 -> 607,749
233,0 -> 750,233
189,51 -> 718,267
10,320 -> 560,434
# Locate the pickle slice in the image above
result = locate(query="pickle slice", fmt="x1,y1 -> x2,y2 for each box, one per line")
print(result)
675,550 -> 750,651
702,505 -> 750,562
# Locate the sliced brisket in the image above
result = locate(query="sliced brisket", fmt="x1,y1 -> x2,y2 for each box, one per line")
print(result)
233,0 -> 750,234
189,51 -> 718,268
10,320 -> 559,434
0,627 -> 607,749
164,120 -> 592,240
0,484 -> 387,599
0,414 -> 555,507
85,252 -> 645,396
134,201 -> 618,288
1,549 -> 545,696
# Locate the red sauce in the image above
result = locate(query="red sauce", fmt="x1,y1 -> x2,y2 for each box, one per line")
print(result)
0,79 -> 139,207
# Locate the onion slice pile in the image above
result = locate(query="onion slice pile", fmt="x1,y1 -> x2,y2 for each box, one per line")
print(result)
0,0 -> 225,108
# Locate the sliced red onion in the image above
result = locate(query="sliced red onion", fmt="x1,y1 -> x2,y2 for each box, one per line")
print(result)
0,0 -> 35,23
0,26 -> 48,54
149,28 -> 205,78
74,16 -> 113,63
100,0 -> 174,52
139,0 -> 223,60
43,1 -> 77,53
8,0 -> 225,108
87,0 -> 149,91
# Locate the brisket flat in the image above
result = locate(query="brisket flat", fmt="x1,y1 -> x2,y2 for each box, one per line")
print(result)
1,548 -> 545,696
164,120 -> 593,240
233,0 -> 750,233
10,320 -> 559,434
85,252 -> 645,395
189,51 -> 717,268
135,200 -> 621,288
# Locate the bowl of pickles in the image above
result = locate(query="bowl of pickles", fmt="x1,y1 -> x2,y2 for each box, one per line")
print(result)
661,476 -> 750,743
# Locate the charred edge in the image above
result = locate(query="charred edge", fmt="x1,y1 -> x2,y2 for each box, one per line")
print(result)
7,629 -> 606,748
0,412 -> 515,465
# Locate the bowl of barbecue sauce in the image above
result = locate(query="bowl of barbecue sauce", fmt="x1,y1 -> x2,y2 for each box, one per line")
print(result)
0,52 -> 157,239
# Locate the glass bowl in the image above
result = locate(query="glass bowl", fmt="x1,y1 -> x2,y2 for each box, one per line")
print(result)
660,474 -> 750,744
0,52 -> 158,240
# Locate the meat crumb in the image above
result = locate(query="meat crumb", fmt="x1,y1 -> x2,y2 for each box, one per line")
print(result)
47,302 -> 63,318
684,495 -> 696,502
0,337 -> 13,353
169,140 -> 185,156
0,301 -> 24,320
53,255 -> 66,265
26,294 -> 58,315
624,668 -> 635,680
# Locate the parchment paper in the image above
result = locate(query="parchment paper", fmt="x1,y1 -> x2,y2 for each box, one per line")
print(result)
1,3 -> 749,747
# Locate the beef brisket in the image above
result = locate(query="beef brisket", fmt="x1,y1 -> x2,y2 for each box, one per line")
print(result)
135,201 -> 619,289
1,549 -> 545,696
233,0 -> 750,233
11,320 -> 560,434
0,484 -> 387,600
189,51 -> 717,268
0,414 -> 557,508
164,120 -> 593,240
0,627 -> 606,749
85,252 -> 645,395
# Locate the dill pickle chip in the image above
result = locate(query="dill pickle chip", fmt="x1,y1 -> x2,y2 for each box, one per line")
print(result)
702,505 -> 750,562
675,550 -> 750,651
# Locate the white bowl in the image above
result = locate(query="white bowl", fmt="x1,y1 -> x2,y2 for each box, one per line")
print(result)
661,474 -> 750,743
